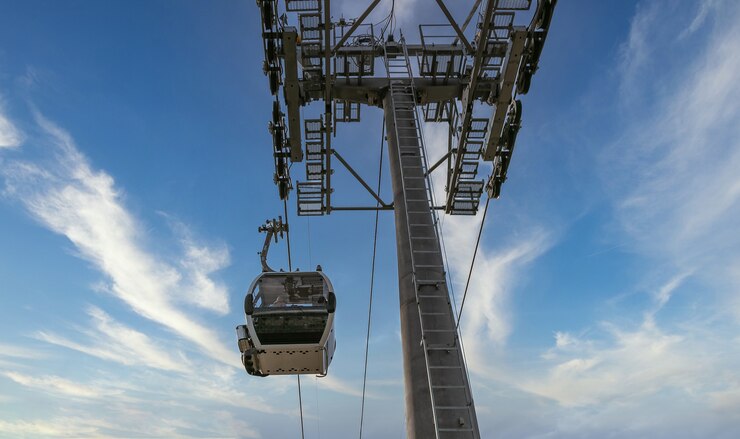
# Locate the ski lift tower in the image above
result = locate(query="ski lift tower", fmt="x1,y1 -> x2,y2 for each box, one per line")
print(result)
255,0 -> 556,437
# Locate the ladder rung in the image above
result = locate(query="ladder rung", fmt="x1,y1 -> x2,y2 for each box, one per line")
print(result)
426,346 -> 458,351
420,312 -> 447,316
418,294 -> 448,299
413,250 -> 440,253
439,428 -> 475,432
425,329 -> 457,333
435,406 -> 471,410
431,385 -> 466,389
415,264 -> 445,268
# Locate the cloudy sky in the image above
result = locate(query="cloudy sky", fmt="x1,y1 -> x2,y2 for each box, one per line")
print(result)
1,0 -> 740,438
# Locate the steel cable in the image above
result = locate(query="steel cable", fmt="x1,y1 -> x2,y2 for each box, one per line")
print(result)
282,198 -> 305,439
455,196 -> 491,329
359,116 -> 385,439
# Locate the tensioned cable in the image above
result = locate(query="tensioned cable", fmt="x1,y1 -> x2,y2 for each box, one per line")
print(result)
416,101 -> 475,391
307,216 -> 313,268
455,196 -> 491,329
282,197 -> 305,439
359,116 -> 385,439
297,375 -> 305,438
283,198 -> 293,272
314,376 -> 321,438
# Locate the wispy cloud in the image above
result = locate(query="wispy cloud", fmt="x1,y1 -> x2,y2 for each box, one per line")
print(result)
417,2 -> 740,437
485,1 -> 740,435
36,306 -> 191,373
0,343 -> 44,360
1,113 -> 235,365
0,417 -> 113,438
617,2 -> 660,101
167,216 -> 231,314
319,374 -> 384,399
606,0 -> 740,302
520,274 -> 703,407
422,122 -> 552,370
2,370 -> 117,400
0,98 -> 23,148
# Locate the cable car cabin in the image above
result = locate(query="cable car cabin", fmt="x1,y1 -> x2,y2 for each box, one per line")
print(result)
236,270 -> 336,377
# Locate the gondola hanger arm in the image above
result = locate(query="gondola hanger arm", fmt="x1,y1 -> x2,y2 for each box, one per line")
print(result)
258,217 -> 288,272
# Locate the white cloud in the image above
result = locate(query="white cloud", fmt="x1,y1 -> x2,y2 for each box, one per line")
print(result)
167,217 -> 231,314
414,2 -> 740,437
0,417 -> 112,438
36,306 -> 191,373
680,0 -> 721,39
0,343 -> 44,360
479,2 -> 740,435
617,2 -> 660,101
606,0 -> 740,304
319,374 -> 382,399
0,100 -> 23,149
2,371 -> 116,400
422,121 -> 551,369
521,321 -> 701,407
1,113 -> 236,366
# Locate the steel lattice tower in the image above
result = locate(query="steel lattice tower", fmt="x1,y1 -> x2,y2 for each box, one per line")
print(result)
255,1 -> 557,437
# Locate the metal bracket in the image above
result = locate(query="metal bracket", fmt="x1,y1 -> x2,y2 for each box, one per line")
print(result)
258,217 -> 288,272
332,149 -> 391,208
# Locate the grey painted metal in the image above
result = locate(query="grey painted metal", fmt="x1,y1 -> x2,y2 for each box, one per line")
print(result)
331,0 -> 381,54
426,150 -> 452,177
331,77 -> 494,106
434,0 -> 474,54
282,27 -> 304,162
444,0 -> 498,212
332,149 -> 391,207
331,205 -> 394,211
452,0 -> 482,47
258,217 -> 287,272
323,0 -> 333,212
481,28 -> 527,161
383,39 -> 480,439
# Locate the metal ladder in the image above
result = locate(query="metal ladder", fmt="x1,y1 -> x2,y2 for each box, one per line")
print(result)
383,36 -> 480,439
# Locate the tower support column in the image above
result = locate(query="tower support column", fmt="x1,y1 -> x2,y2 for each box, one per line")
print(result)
383,91 -> 437,439
383,82 -> 480,438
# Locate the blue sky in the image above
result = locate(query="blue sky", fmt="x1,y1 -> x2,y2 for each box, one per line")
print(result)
1,0 -> 740,438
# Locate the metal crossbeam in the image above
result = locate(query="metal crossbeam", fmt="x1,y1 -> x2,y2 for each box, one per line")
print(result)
331,0 -> 381,53
434,0 -> 474,54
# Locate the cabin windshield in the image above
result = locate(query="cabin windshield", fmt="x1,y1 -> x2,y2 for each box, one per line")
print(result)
253,312 -> 328,344
252,272 -> 328,310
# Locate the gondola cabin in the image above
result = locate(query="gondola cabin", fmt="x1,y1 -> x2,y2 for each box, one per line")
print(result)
237,269 -> 336,376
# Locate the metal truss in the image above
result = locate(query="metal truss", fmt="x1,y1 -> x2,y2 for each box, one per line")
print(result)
256,0 -> 555,216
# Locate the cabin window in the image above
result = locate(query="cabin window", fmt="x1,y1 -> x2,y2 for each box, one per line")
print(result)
253,313 -> 328,344
253,273 -> 328,309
